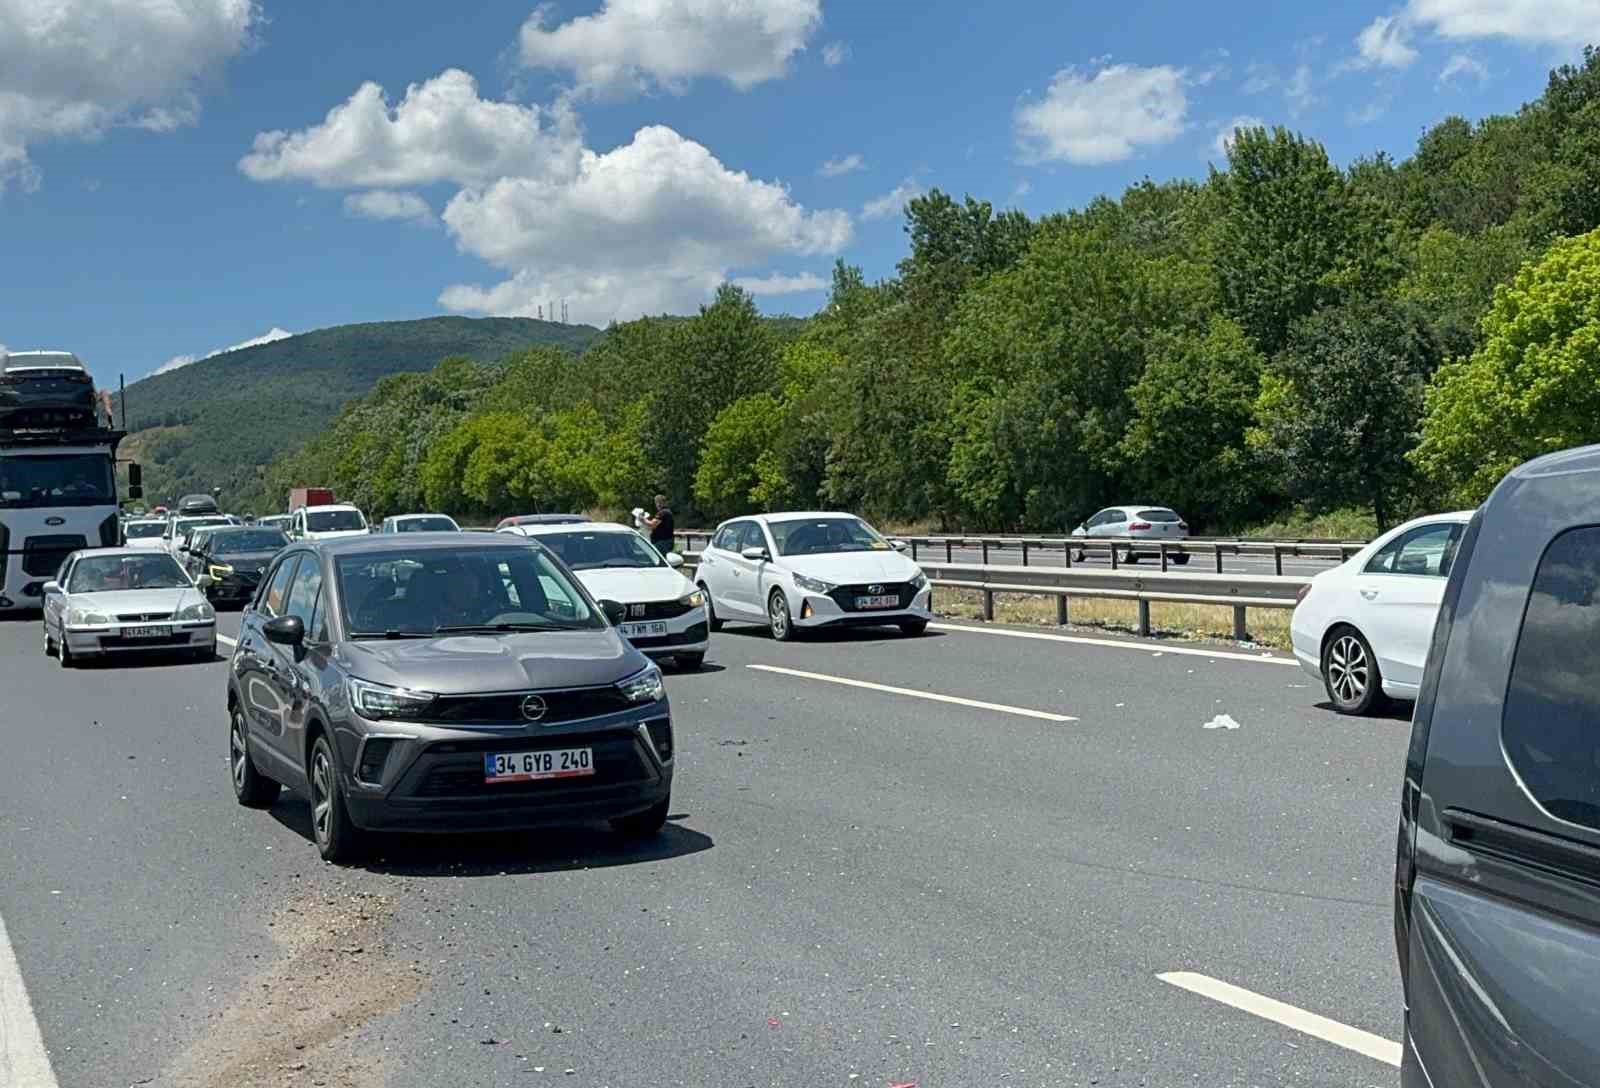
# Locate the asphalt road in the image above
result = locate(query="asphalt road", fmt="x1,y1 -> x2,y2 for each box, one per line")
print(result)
0,607 -> 1408,1087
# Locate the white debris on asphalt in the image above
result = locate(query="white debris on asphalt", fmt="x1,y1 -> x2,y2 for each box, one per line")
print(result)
1203,714 -> 1241,730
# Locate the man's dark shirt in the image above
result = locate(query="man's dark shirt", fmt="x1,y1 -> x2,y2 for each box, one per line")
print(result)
650,507 -> 675,550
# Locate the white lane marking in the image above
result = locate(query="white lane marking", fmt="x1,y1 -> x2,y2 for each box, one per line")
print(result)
746,664 -> 1075,722
1158,971 -> 1401,1067
931,622 -> 1298,667
216,633 -> 236,648
0,910 -> 59,1088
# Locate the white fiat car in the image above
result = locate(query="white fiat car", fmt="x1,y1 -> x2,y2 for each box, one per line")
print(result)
499,520 -> 709,669
41,548 -> 217,666
697,512 -> 932,641
1290,510 -> 1474,715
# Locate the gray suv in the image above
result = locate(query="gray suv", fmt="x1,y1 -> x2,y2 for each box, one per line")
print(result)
226,533 -> 674,862
1397,444 -> 1600,1085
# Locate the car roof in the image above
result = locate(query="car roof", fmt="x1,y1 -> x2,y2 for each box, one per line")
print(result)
740,511 -> 858,524
391,512 -> 456,521
302,531 -> 534,556
3,350 -> 86,371
499,513 -> 586,525
507,520 -> 633,537
71,547 -> 181,561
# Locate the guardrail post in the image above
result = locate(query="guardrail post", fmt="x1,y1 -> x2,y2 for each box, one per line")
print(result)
981,540 -> 990,564
1021,541 -> 1029,567
1274,546 -> 1284,576
1137,598 -> 1151,637
982,588 -> 994,621
1232,605 -> 1247,641
945,539 -> 953,563
910,539 -> 919,560
1064,541 -> 1073,568
1055,593 -> 1068,626
1159,543 -> 1168,572
1110,541 -> 1119,570
1214,547 -> 1224,574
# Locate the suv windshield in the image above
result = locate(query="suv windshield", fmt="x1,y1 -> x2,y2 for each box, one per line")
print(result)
397,516 -> 457,532
337,545 -> 604,636
769,517 -> 891,557
308,509 -> 366,532
0,453 -> 115,509
69,553 -> 189,593
210,529 -> 289,554
125,521 -> 166,539
538,530 -> 663,570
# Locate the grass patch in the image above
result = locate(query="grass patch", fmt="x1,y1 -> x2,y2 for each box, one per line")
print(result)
936,587 -> 1292,651
1236,507 -> 1377,542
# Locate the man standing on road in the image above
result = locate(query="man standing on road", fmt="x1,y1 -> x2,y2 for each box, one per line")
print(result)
644,494 -> 675,555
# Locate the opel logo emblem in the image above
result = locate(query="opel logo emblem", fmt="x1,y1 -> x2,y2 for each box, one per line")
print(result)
868,583 -> 884,595
520,694 -> 548,722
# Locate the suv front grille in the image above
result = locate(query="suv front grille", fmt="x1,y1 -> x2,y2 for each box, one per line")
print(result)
116,612 -> 174,622
408,732 -> 653,797
623,599 -> 696,620
827,582 -> 914,612
430,686 -> 633,726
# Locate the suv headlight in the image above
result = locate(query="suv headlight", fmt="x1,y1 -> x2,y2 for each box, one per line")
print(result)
617,663 -> 665,704
680,589 -> 705,608
349,677 -> 436,721
909,570 -> 928,591
208,563 -> 234,578
793,573 -> 835,594
176,600 -> 215,622
66,607 -> 110,626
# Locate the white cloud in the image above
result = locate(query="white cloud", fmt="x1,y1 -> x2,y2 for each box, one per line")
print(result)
1285,63 -> 1316,113
1404,0 -> 1600,46
239,69 -> 580,189
1353,14 -> 1419,69
1211,115 -> 1266,160
343,189 -> 436,226
1241,63 -> 1278,94
1015,63 -> 1188,165
438,125 -> 851,325
860,179 -> 923,222
1438,53 -> 1491,85
1013,178 -> 1033,198
732,271 -> 828,295
818,153 -> 865,177
822,41 -> 850,67
518,0 -> 822,97
153,327 -> 293,376
0,0 -> 258,192
1350,98 -> 1392,124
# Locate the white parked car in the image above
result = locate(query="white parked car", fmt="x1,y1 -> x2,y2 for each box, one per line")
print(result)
289,503 -> 369,541
122,518 -> 169,550
1290,511 -> 1474,715
1070,504 -> 1191,564
41,548 -> 216,666
697,512 -> 931,641
500,520 -> 708,668
380,512 -> 461,533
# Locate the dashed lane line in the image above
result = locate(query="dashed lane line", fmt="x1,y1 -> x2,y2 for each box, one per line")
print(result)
1158,971 -> 1402,1067
216,633 -> 236,648
746,664 -> 1076,722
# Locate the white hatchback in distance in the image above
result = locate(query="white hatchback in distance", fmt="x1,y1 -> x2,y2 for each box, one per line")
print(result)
697,512 -> 932,641
499,520 -> 709,668
1290,511 -> 1474,715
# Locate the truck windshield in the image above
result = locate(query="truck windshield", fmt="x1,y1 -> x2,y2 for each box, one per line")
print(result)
0,453 -> 116,509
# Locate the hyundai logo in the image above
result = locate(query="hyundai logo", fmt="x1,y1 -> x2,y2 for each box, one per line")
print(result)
45,517 -> 65,526
520,694 -> 549,722
867,584 -> 884,595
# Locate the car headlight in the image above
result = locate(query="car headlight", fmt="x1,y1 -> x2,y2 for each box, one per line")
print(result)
617,663 -> 665,704
209,563 -> 234,578
909,570 -> 928,591
175,600 -> 215,622
793,573 -> 835,594
66,607 -> 110,626
348,677 -> 436,721
680,589 -> 705,608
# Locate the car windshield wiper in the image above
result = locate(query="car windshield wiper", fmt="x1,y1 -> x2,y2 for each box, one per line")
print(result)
348,629 -> 435,640
434,621 -> 586,634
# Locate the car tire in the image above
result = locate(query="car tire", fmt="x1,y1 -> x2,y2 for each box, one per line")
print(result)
767,588 -> 796,642
1322,626 -> 1384,716
676,652 -> 705,671
59,637 -> 75,669
190,646 -> 215,663
899,620 -> 929,636
612,797 -> 670,839
308,734 -> 365,864
230,703 -> 281,810
1122,548 -> 1140,565
699,583 -> 723,632
42,623 -> 55,657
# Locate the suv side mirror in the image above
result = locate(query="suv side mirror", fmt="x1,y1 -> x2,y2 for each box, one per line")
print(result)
741,546 -> 770,561
263,615 -> 305,646
890,539 -> 908,552
665,552 -> 685,568
599,599 -> 628,626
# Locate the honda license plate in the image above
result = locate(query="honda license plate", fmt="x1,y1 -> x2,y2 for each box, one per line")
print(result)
122,625 -> 171,639
484,748 -> 594,784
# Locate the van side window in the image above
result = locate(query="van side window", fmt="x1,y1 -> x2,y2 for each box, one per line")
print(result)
1504,526 -> 1600,831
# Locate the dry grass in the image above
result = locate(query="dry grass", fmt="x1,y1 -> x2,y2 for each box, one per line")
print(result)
935,587 -> 1292,651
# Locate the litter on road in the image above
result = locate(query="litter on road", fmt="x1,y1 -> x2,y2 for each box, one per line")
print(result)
1203,714 -> 1242,730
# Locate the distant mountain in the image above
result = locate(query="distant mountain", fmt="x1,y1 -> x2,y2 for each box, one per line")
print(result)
114,316 -> 603,512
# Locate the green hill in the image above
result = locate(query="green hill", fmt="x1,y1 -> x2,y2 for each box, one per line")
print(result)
115,316 -> 602,513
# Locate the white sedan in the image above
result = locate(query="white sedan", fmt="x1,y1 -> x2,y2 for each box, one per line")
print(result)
41,548 -> 217,666
1290,511 -> 1474,714
500,520 -> 709,668
696,512 -> 932,641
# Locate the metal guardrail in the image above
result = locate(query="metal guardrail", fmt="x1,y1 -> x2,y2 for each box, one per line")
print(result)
917,560 -> 1310,641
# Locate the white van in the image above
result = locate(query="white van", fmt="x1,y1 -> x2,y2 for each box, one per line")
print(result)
289,503 -> 369,541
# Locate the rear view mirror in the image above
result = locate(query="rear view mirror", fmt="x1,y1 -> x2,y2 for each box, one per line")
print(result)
890,539 -> 908,552
665,552 -> 685,568
741,546 -> 769,561
126,462 -> 143,500
263,615 -> 305,646
41,581 -> 60,596
196,574 -> 214,590
599,599 -> 628,626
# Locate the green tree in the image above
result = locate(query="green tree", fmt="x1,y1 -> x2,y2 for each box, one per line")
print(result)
693,393 -> 788,515
1413,229 -> 1600,503
1398,224 -> 1533,355
1253,300 -> 1442,529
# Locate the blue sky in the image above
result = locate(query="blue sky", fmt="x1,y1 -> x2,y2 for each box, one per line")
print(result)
1,1 -> 1594,383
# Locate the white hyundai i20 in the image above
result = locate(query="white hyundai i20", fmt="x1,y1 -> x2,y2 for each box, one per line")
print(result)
1290,510 -> 1474,715
696,512 -> 932,641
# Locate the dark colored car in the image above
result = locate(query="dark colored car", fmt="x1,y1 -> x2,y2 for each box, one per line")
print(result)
226,533 -> 674,862
191,526 -> 290,605
1396,444 -> 1600,1086
0,351 -> 98,431
177,493 -> 220,515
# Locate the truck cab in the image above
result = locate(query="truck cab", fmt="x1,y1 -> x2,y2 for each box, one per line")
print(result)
0,429 -> 125,611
